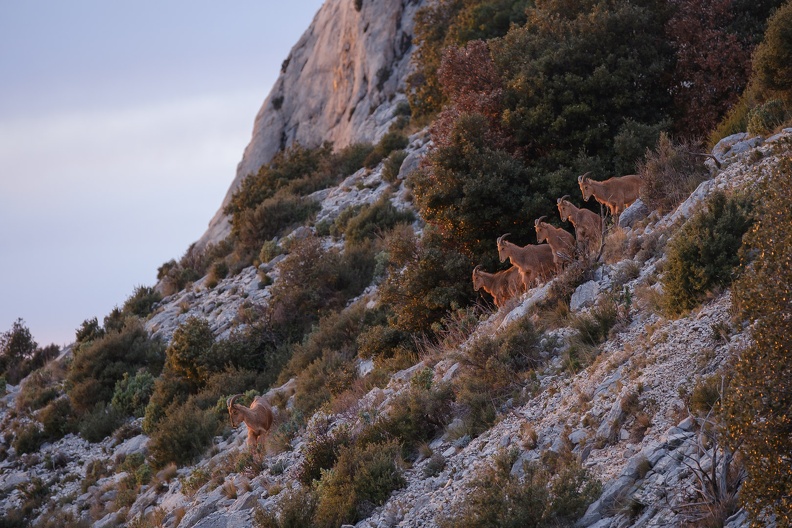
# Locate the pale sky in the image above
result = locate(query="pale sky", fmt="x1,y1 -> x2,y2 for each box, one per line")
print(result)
0,1 -> 325,347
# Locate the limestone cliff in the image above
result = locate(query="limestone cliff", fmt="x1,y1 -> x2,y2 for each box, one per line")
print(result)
198,0 -> 426,247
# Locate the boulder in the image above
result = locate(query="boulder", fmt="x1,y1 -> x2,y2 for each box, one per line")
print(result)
619,198 -> 649,228
571,280 -> 600,311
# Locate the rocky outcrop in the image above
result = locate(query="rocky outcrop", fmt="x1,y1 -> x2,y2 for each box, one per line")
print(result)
198,0 -> 427,247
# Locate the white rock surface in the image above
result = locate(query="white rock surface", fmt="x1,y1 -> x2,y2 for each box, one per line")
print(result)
198,0 -> 427,248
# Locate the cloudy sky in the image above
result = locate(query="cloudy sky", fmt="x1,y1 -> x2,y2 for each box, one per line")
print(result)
0,1 -> 324,347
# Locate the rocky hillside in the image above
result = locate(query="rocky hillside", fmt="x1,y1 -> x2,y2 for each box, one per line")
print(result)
2,0 -> 792,526
1,125 -> 789,527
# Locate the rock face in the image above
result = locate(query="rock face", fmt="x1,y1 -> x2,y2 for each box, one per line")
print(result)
198,0 -> 427,247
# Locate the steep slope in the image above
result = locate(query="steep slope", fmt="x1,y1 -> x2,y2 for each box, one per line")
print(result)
199,0 -> 426,248
1,127 -> 787,528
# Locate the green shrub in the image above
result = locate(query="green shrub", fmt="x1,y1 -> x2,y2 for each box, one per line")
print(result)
662,191 -> 753,316
67,318 -> 164,414
254,487 -> 318,528
336,142 -> 374,177
158,240 -> 235,295
752,1 -> 792,104
439,451 -> 600,528
142,374 -> 191,434
122,285 -> 162,318
148,400 -> 219,468
226,143 -> 333,216
235,192 -> 321,254
377,382 -> 454,458
280,302 -> 377,382
363,131 -> 409,168
111,369 -> 155,417
12,422 -> 47,454
454,317 -> 541,436
378,226 -> 474,335
180,467 -> 211,496
120,452 -> 145,473
39,396 -> 77,440
206,260 -> 229,288
329,205 -> 363,238
356,323 -> 412,361
208,326 -> 287,389
341,196 -> 415,244
163,317 -> 216,389
78,402 -> 124,443
746,98 -> 789,136
298,424 -> 352,485
410,113 -> 535,260
382,150 -> 409,183
314,440 -> 405,528
293,350 -> 358,416
259,239 -> 283,263
570,298 -> 620,347
690,375 -> 723,417
15,364 -> 62,412
638,133 -> 711,214
135,464 -> 153,486
269,235 -> 376,341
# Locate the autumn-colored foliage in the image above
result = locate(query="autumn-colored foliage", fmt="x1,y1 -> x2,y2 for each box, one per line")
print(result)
728,154 -> 792,525
665,0 -> 753,138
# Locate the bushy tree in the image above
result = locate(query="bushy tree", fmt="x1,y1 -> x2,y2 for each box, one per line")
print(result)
728,156 -> 792,525
752,0 -> 792,104
493,0 -> 673,176
163,317 -> 216,389
411,113 -> 533,259
122,285 -> 162,318
408,0 -> 530,117
269,234 -> 375,340
401,0 -> 674,337
661,191 -> 753,315
378,227 -> 474,335
0,319 -> 57,385
665,0 -> 753,138
67,318 -> 164,414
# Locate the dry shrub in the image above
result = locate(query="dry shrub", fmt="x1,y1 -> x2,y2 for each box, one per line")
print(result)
638,133 -> 710,214
313,440 -> 405,528
602,227 -> 630,264
254,486 -> 318,528
439,450 -> 600,528
535,261 -> 593,329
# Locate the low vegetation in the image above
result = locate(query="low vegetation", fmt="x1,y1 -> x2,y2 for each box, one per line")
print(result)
4,2 -> 792,527
439,449 -> 601,528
